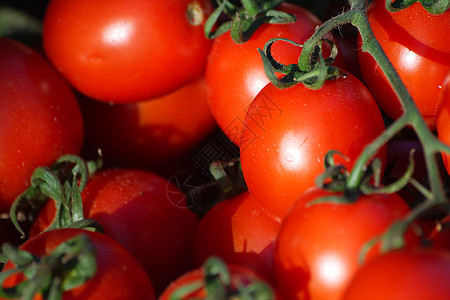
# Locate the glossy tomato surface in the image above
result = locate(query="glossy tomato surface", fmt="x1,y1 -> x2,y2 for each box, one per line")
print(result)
344,247 -> 450,300
274,188 -> 413,300
79,75 -> 217,170
30,169 -> 199,295
206,2 -> 328,145
43,0 -> 213,103
0,37 -> 84,213
2,228 -> 156,299
358,0 -> 450,129
191,191 -> 281,281
240,73 -> 386,220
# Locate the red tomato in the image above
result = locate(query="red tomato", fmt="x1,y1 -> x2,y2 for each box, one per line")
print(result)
191,191 -> 281,281
2,228 -> 156,299
30,169 -> 199,295
159,260 -> 282,300
343,247 -> 450,300
0,37 -> 84,213
79,75 -> 217,170
358,0 -> 450,129
43,0 -> 213,103
240,73 -> 386,220
206,3 -> 331,146
274,188 -> 414,300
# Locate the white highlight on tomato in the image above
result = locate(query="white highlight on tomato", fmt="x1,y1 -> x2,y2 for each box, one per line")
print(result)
316,253 -> 347,287
279,132 -> 306,171
103,21 -> 133,45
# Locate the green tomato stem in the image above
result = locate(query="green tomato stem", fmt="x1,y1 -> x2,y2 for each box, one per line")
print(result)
293,0 -> 450,249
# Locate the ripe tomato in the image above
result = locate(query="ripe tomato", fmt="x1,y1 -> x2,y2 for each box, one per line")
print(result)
79,75 -> 217,170
274,188 -> 413,300
358,0 -> 450,129
191,191 -> 281,281
43,0 -> 213,103
0,37 -> 84,213
343,247 -> 450,300
159,259 -> 282,300
206,2 -> 330,145
2,228 -> 156,299
30,169 -> 199,295
240,73 -> 386,220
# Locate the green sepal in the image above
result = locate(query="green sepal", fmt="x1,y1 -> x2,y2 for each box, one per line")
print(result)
386,0 -> 450,15
258,37 -> 343,90
169,280 -> 204,300
236,281 -> 275,300
204,0 -> 296,43
203,256 -> 230,300
0,234 -> 97,300
9,154 -> 103,238
361,150 -> 416,195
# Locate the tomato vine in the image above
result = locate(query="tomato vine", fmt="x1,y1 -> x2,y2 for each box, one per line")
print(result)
260,0 -> 450,252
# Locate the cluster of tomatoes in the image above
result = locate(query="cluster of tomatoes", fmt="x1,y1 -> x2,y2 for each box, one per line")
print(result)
0,0 -> 449,299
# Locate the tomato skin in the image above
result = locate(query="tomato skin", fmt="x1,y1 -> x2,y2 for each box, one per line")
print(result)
191,191 -> 281,281
2,228 -> 156,300
343,247 -> 450,300
79,75 -> 217,170
0,37 -> 84,213
240,73 -> 386,220
159,263 -> 283,300
206,3 -> 328,145
30,169 -> 199,295
274,188 -> 413,300
43,0 -> 213,103
358,0 -> 450,129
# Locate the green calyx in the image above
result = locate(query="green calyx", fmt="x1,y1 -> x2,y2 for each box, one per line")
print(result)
310,148 -> 417,206
170,256 -> 275,300
204,0 -> 296,43
258,37 -> 342,90
0,234 -> 97,300
386,0 -> 450,15
10,154 -> 103,238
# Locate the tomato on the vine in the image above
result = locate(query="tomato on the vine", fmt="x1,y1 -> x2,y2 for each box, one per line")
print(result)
159,258 -> 282,300
30,169 -> 199,295
191,191 -> 280,281
240,73 -> 386,220
43,0 -> 213,103
343,247 -> 450,300
274,188 -> 415,300
206,2 -> 339,145
2,228 -> 156,299
358,0 -> 450,129
0,37 -> 84,213
79,75 -> 217,170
